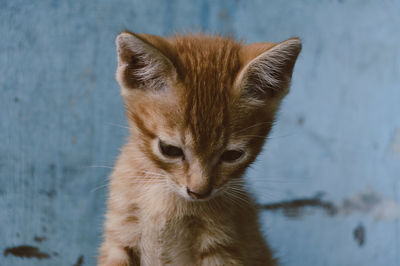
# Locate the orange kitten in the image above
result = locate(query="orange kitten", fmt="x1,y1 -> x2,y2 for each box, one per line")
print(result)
99,31 -> 301,266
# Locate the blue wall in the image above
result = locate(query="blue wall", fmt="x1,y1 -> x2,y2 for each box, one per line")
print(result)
1,0 -> 399,265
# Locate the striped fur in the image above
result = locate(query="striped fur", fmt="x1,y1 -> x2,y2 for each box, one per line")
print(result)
99,32 -> 301,266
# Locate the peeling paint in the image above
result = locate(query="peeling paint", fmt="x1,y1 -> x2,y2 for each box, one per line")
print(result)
353,223 -> 365,246
338,189 -> 400,221
73,255 -> 84,266
260,194 -> 337,217
389,126 -> 400,157
34,236 -> 47,242
261,189 -> 400,221
38,189 -> 57,198
3,245 -> 50,259
297,116 -> 305,126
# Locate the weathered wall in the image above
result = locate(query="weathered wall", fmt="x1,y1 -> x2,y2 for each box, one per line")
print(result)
0,0 -> 399,265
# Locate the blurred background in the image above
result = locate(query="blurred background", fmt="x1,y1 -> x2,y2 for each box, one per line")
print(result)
1,0 -> 399,265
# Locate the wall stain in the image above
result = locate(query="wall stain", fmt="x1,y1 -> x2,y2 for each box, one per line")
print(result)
260,194 -> 337,218
38,188 -> 57,198
73,255 -> 84,266
389,126 -> 400,157
34,236 -> 47,242
260,189 -> 400,221
297,116 -> 305,126
353,223 -> 365,246
3,245 -> 50,259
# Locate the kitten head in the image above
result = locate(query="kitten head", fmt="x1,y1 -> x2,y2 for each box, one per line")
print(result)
115,31 -> 301,201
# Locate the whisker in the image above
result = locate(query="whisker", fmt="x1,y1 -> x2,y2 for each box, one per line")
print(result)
266,132 -> 297,139
137,170 -> 167,177
248,179 -> 300,184
88,165 -> 113,169
233,121 -> 274,135
91,183 -> 109,193
127,180 -> 165,184
132,177 -> 166,181
228,188 -> 249,197
127,176 -> 166,181
224,191 -> 249,207
236,135 -> 267,139
228,179 -> 247,185
234,132 -> 297,140
107,122 -> 130,130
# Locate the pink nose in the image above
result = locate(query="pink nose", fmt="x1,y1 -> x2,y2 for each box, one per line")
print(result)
186,187 -> 212,199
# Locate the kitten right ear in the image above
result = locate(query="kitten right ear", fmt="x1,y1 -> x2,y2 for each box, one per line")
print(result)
116,31 -> 177,94
236,38 -> 302,104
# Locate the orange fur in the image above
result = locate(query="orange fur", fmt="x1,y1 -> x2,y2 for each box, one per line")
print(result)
99,31 -> 301,266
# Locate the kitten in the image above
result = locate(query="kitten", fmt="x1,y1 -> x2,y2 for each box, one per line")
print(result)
99,31 -> 301,266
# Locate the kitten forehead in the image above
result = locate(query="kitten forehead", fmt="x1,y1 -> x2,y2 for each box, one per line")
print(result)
119,33 -> 300,161
170,35 -> 243,154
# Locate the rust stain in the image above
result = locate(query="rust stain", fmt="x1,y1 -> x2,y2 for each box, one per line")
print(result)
353,223 -> 365,246
297,116 -> 305,126
38,189 -> 57,198
73,255 -> 84,266
260,194 -> 337,218
260,189 -> 399,220
34,236 -> 47,242
3,245 -> 50,259
390,126 -> 400,157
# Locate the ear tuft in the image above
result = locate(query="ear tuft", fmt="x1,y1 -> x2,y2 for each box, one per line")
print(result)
116,31 -> 176,93
237,38 -> 302,103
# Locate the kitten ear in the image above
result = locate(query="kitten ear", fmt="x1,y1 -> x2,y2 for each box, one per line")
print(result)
116,31 -> 177,94
236,38 -> 302,103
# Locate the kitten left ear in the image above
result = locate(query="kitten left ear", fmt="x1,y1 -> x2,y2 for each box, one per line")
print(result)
116,31 -> 177,94
236,38 -> 302,103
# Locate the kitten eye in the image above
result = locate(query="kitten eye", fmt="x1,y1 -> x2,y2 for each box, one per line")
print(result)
159,140 -> 184,158
220,150 -> 244,162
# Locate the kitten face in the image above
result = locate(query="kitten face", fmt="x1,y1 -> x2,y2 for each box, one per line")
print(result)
116,32 -> 301,201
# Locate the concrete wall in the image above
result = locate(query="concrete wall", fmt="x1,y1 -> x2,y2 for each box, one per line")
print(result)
1,0 -> 399,265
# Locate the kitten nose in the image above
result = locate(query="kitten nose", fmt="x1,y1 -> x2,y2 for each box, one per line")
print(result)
186,187 -> 212,200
